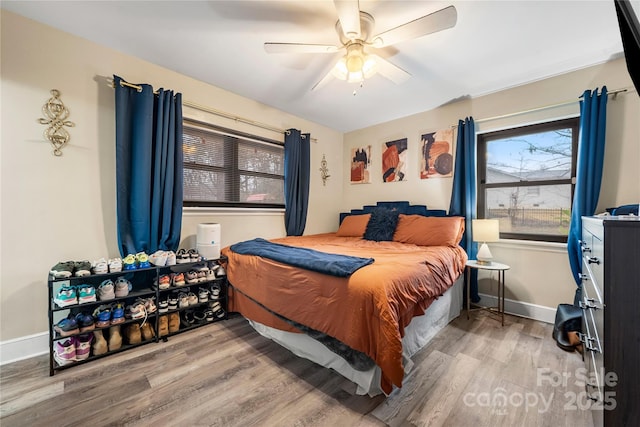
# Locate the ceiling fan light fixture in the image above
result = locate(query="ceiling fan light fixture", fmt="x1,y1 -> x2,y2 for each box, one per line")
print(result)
332,43 -> 378,83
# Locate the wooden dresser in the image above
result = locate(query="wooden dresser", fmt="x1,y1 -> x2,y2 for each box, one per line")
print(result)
580,216 -> 640,426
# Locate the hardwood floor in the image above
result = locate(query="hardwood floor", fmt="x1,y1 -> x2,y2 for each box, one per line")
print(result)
1,312 -> 594,426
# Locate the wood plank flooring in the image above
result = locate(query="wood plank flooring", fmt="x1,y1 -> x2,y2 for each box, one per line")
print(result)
0,312 -> 594,426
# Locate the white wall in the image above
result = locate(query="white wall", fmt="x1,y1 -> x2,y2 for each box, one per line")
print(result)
0,10 -> 343,347
343,58 -> 640,316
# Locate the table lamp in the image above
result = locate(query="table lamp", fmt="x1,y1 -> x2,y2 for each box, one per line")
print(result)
472,219 -> 500,265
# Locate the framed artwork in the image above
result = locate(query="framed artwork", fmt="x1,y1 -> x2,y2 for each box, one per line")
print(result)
350,145 -> 371,184
420,129 -> 454,179
382,138 -> 407,182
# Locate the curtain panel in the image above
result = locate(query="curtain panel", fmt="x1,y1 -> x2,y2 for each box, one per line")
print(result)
284,129 -> 310,236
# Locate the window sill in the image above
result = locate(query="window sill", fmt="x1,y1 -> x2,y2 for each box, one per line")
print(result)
491,239 -> 567,254
183,206 -> 285,216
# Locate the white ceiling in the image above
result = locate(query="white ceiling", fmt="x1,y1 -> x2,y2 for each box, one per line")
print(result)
2,1 -> 630,132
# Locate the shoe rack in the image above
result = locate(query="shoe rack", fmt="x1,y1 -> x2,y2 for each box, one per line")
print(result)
47,257 -> 227,376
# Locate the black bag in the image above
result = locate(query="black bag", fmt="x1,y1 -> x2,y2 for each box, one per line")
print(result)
552,303 -> 582,351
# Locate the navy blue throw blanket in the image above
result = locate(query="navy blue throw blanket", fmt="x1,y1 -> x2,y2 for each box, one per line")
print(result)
230,238 -> 374,277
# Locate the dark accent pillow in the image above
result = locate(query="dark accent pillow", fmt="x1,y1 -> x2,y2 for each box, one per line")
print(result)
363,208 -> 400,242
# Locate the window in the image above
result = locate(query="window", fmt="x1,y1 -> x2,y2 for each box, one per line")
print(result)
477,117 -> 579,242
182,119 -> 285,208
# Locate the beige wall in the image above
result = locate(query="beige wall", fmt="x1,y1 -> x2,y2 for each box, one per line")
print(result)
343,58 -> 639,312
0,10 -> 343,342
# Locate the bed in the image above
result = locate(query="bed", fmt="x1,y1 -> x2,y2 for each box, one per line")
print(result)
221,201 -> 467,396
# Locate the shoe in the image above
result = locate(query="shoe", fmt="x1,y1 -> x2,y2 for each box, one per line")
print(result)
168,294 -> 178,311
140,322 -> 155,341
176,249 -> 190,264
193,311 -> 206,324
92,330 -> 108,356
108,325 -> 122,351
158,298 -> 169,313
136,252 -> 151,269
216,265 -> 226,277
123,254 -> 137,270
97,280 -> 115,301
143,297 -> 157,314
126,301 -> 147,320
186,270 -> 198,284
205,269 -> 216,282
198,288 -> 210,303
158,315 -> 169,337
178,292 -> 189,309
187,292 -> 198,306
155,275 -> 171,290
74,261 -> 92,277
196,270 -> 207,283
124,323 -> 142,345
188,249 -> 201,262
114,277 -> 132,297
54,317 -> 79,337
209,283 -> 221,300
181,310 -> 195,328
74,312 -> 95,332
50,261 -> 75,279
53,338 -> 76,366
111,302 -> 125,324
91,258 -> 108,275
93,305 -> 112,328
168,312 -> 180,333
108,258 -> 122,273
209,301 -> 225,319
149,250 -> 168,267
205,309 -> 214,322
77,284 -> 97,304
54,285 -> 77,308
172,272 -> 185,287
75,333 -> 93,360
165,251 -> 177,266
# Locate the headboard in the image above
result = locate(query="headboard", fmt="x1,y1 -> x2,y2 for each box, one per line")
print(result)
339,201 -> 447,224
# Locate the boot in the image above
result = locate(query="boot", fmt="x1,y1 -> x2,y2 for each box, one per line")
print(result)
125,323 -> 142,345
92,329 -> 108,355
140,321 -> 155,341
158,315 -> 169,337
168,312 -> 180,333
108,325 -> 122,351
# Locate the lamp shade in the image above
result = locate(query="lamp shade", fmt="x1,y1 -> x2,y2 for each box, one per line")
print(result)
472,219 -> 500,242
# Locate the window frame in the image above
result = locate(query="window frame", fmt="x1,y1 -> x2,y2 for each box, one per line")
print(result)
477,117 -> 579,243
182,118 -> 285,209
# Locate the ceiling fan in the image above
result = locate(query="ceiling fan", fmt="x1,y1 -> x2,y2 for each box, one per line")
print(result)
264,1 -> 457,91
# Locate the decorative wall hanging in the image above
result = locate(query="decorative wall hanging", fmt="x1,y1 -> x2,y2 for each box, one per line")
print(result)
350,145 -> 371,184
37,89 -> 75,156
319,154 -> 330,186
382,138 -> 407,182
420,129 -> 454,179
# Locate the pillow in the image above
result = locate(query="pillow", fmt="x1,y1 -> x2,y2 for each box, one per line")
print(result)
393,214 -> 465,247
363,208 -> 400,242
336,214 -> 371,237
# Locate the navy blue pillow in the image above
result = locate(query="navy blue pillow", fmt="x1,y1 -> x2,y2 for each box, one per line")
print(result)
363,208 -> 400,241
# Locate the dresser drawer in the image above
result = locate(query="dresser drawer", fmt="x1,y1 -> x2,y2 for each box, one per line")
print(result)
581,279 -> 604,347
582,218 -> 604,299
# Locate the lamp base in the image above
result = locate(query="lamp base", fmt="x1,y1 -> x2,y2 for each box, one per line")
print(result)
476,242 -> 493,265
476,259 -> 493,266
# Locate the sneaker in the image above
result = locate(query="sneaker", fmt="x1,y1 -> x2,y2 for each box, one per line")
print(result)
74,261 -> 92,277
158,298 -> 169,313
196,270 -> 206,283
123,254 -> 137,270
165,251 -> 177,266
198,288 -> 210,303
136,252 -> 151,269
50,261 -> 75,279
139,297 -> 157,314
193,311 -> 206,324
98,280 -> 115,301
114,277 -> 132,297
168,294 -> 178,310
93,305 -> 112,328
53,338 -> 76,366
186,270 -> 199,284
108,258 -> 122,273
54,285 -> 77,308
205,268 -> 216,282
188,249 -> 201,262
209,283 -> 221,300
91,258 -> 108,275
209,301 -> 225,319
181,310 -> 195,328
54,317 -> 79,337
77,284 -> 97,304
74,312 -> 95,332
149,250 -> 168,267
178,292 -> 189,309
204,309 -> 215,322
172,272 -> 185,287
75,333 -> 93,360
216,265 -> 226,277
155,275 -> 171,290
111,302 -> 125,324
126,301 -> 147,320
187,292 -> 198,306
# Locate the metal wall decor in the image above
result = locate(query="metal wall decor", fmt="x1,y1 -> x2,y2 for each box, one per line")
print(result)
38,89 -> 75,156
319,154 -> 330,186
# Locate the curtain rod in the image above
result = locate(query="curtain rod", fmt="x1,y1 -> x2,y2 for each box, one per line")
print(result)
108,78 -> 317,142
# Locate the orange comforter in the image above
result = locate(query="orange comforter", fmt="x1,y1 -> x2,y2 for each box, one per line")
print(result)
222,233 -> 467,394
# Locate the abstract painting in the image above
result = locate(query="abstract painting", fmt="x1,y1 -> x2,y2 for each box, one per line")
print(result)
382,138 -> 408,183
350,145 -> 371,184
420,129 -> 454,179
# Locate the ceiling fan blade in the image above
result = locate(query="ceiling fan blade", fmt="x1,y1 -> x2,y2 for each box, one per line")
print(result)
372,5 -> 457,48
264,43 -> 340,54
311,68 -> 336,92
370,55 -> 411,84
334,0 -> 361,40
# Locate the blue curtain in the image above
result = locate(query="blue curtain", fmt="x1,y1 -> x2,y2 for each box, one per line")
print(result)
567,87 -> 608,302
114,75 -> 184,256
449,117 -> 479,303
284,129 -> 310,236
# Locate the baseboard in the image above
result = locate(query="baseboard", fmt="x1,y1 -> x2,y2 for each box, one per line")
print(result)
0,331 -> 48,365
477,293 -> 556,324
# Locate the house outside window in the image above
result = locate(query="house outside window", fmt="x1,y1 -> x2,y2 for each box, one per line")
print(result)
182,119 -> 285,208
477,117 -> 579,243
